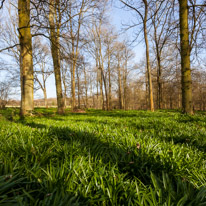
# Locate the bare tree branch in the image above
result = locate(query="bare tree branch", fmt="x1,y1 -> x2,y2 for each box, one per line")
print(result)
0,0 -> 5,9
0,44 -> 20,53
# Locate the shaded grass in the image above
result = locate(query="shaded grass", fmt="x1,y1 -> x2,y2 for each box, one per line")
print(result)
0,108 -> 206,205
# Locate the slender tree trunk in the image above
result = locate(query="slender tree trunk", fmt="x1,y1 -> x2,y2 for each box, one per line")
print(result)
69,1 -> 83,111
108,51 -> 112,110
123,73 -> 127,110
49,0 -> 64,114
101,67 -> 108,110
97,54 -> 104,110
43,78 -> 48,108
77,67 -> 80,109
43,88 -> 48,108
71,62 -> 76,110
123,59 -> 128,110
143,0 -> 154,112
64,94 -> 67,108
179,0 -> 193,114
42,70 -> 48,108
63,81 -> 67,108
96,55 -> 99,108
145,72 -> 148,109
99,43 -> 108,110
99,66 -> 104,110
156,48 -> 162,109
18,0 -> 34,116
90,74 -> 95,108
83,65 -> 88,108
117,57 -> 123,109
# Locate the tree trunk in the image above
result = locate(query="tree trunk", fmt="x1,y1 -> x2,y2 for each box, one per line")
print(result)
77,67 -> 80,109
83,65 -> 88,108
43,87 -> 48,108
101,67 -> 108,110
117,57 -> 123,109
96,55 -> 99,108
99,67 -> 104,110
97,54 -> 104,110
143,0 -> 154,112
179,0 -> 193,114
18,0 -> 34,116
123,58 -> 128,110
69,1 -> 82,111
108,51 -> 112,110
71,62 -> 76,110
49,0 -> 64,114
99,46 -> 108,111
64,88 -> 67,108
62,76 -> 67,108
156,48 -> 162,109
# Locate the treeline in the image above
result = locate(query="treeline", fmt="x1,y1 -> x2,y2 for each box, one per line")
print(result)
0,0 -> 206,115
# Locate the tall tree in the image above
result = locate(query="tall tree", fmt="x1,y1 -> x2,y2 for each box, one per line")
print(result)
179,0 -> 193,114
120,0 -> 154,111
18,0 -> 34,116
151,0 -> 173,109
49,0 -> 65,114
33,39 -> 52,108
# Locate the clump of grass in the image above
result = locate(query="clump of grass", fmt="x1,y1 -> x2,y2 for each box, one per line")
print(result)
0,108 -> 206,205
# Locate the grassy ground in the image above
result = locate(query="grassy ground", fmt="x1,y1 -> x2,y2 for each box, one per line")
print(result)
0,108 -> 206,205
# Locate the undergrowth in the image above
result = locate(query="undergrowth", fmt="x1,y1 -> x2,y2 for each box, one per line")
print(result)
0,108 -> 206,205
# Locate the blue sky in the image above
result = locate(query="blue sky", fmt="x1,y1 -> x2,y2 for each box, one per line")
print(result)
36,1 -> 145,99
0,1 -> 145,100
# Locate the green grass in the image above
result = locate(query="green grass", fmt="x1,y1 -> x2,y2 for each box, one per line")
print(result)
0,108 -> 206,205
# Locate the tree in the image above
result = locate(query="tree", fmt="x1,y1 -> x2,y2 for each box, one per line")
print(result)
150,0 -> 173,109
48,0 -> 65,114
0,81 -> 10,108
120,0 -> 154,111
122,43 -> 134,110
114,42 -> 124,109
33,39 -> 52,108
179,0 -> 193,114
18,0 -> 34,116
104,28 -> 117,110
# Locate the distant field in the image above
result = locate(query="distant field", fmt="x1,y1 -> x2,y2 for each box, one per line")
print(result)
0,108 -> 206,205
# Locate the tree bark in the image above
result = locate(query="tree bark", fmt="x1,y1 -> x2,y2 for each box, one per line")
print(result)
156,45 -> 162,109
108,49 -> 112,110
143,0 -> 154,112
43,87 -> 48,108
69,1 -> 83,111
99,66 -> 104,110
62,78 -> 67,108
98,39 -> 108,110
96,57 -> 99,108
83,65 -> 88,108
117,57 -> 123,109
123,57 -> 128,110
76,67 -> 81,109
179,0 -> 193,114
71,60 -> 76,110
18,0 -> 34,116
49,0 -> 65,114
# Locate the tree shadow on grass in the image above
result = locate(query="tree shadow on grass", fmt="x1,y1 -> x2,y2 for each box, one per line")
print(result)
20,121 -> 188,186
66,109 -> 171,118
60,117 -> 206,153
3,106 -> 206,154
3,118 -> 206,205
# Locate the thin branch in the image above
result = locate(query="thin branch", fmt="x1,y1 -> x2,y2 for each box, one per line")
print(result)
0,0 -> 5,9
0,44 -> 20,53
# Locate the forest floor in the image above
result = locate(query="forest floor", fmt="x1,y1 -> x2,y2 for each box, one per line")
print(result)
0,108 -> 206,205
